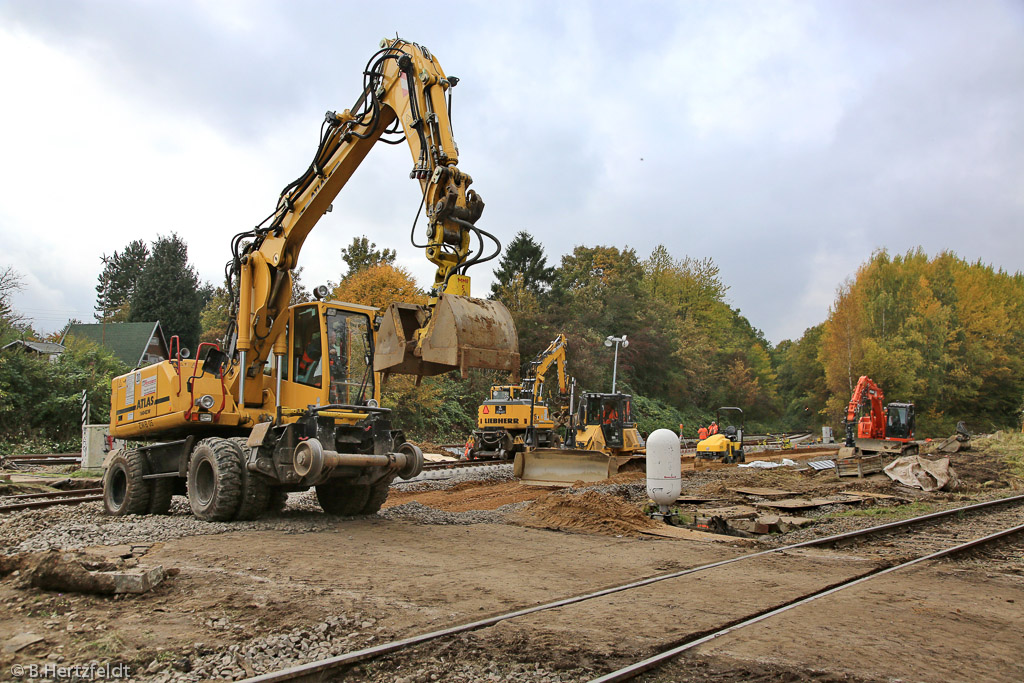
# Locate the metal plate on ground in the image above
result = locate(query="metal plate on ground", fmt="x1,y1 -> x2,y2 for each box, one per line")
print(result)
729,487 -> 798,497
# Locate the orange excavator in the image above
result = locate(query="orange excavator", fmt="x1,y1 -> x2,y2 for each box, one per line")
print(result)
839,376 -> 918,458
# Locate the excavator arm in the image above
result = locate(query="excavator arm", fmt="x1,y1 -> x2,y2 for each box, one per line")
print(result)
844,375 -> 886,446
226,38 -> 517,397
525,334 -> 569,399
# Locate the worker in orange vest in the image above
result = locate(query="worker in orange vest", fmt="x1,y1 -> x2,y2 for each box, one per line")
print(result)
709,421 -> 719,435
697,426 -> 709,440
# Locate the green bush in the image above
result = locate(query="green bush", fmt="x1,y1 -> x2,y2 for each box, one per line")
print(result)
0,338 -> 127,450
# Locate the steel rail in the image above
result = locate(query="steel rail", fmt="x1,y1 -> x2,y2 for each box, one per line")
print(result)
1,488 -> 103,501
590,520 -> 1024,682
239,492 -> 1024,682
0,488 -> 104,513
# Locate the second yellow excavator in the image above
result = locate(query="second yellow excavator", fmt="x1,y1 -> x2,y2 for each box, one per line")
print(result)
466,334 -> 571,460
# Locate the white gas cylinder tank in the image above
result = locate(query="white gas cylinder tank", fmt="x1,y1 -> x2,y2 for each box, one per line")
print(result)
645,428 -> 681,510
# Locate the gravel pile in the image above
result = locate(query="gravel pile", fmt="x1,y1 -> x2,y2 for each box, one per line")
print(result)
2,495 -> 354,555
136,613 -> 596,683
380,500 -> 530,525
0,465 -> 527,555
140,612 -> 388,682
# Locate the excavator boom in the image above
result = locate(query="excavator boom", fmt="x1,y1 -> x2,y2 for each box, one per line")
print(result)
228,37 -> 518,396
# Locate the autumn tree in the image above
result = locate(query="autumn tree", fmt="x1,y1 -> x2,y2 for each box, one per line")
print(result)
818,248 -> 1024,433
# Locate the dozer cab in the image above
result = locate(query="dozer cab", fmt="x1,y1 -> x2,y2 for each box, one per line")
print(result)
695,407 -> 745,464
514,392 -> 645,486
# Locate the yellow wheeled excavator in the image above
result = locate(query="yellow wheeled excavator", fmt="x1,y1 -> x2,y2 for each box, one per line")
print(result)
466,334 -> 571,460
102,38 -> 519,521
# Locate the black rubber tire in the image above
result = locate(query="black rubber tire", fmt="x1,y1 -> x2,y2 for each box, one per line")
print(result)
147,478 -> 176,515
228,438 -> 271,521
103,450 -> 151,516
316,482 -> 370,516
361,479 -> 391,514
187,438 -> 243,521
265,488 -> 289,515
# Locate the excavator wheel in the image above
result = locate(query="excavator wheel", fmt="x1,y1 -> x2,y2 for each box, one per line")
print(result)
316,482 -> 371,516
361,478 -> 392,514
147,478 -> 175,515
103,449 -> 151,516
187,438 -> 243,522
229,437 -> 271,521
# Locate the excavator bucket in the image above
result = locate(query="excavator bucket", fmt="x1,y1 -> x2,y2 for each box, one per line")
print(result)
374,293 -> 520,378
513,448 -> 643,487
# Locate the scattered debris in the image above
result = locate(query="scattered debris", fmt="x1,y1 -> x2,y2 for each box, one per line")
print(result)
729,487 -> 797,497
3,632 -> 44,654
934,423 -> 972,454
884,456 -> 959,492
738,459 -> 798,469
805,459 -> 836,470
835,454 -> 883,477
2,549 -> 167,594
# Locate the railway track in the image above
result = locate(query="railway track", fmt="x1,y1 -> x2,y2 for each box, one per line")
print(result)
0,487 -> 104,513
239,493 -> 1024,683
398,459 -> 511,483
1,452 -> 81,468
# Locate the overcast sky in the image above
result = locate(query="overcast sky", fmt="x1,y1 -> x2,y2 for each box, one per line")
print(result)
2,0 -> 1022,344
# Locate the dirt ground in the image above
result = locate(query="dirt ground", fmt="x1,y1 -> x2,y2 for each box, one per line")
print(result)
1,440 -> 1022,681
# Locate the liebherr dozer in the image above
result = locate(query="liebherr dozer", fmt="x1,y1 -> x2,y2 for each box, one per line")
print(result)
102,38 -> 519,521
514,392 -> 645,486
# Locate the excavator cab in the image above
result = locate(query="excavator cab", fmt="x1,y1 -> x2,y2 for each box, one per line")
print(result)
278,302 -> 379,410
885,402 -> 915,439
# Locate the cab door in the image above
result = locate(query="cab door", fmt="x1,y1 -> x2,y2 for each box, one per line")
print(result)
279,304 -> 328,410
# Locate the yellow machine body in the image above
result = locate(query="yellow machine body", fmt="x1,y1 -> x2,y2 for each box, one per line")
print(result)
110,301 -> 381,439
514,392 -> 645,486
467,334 -> 569,460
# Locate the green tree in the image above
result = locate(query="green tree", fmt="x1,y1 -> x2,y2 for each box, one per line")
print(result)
490,231 -> 556,298
339,236 -> 396,279
129,234 -> 203,351
95,240 -> 150,322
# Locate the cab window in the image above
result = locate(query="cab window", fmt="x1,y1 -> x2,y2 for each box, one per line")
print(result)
326,309 -> 373,405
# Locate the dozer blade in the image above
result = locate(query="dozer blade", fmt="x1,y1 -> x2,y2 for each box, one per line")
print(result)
513,448 -> 642,487
374,293 -> 520,378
